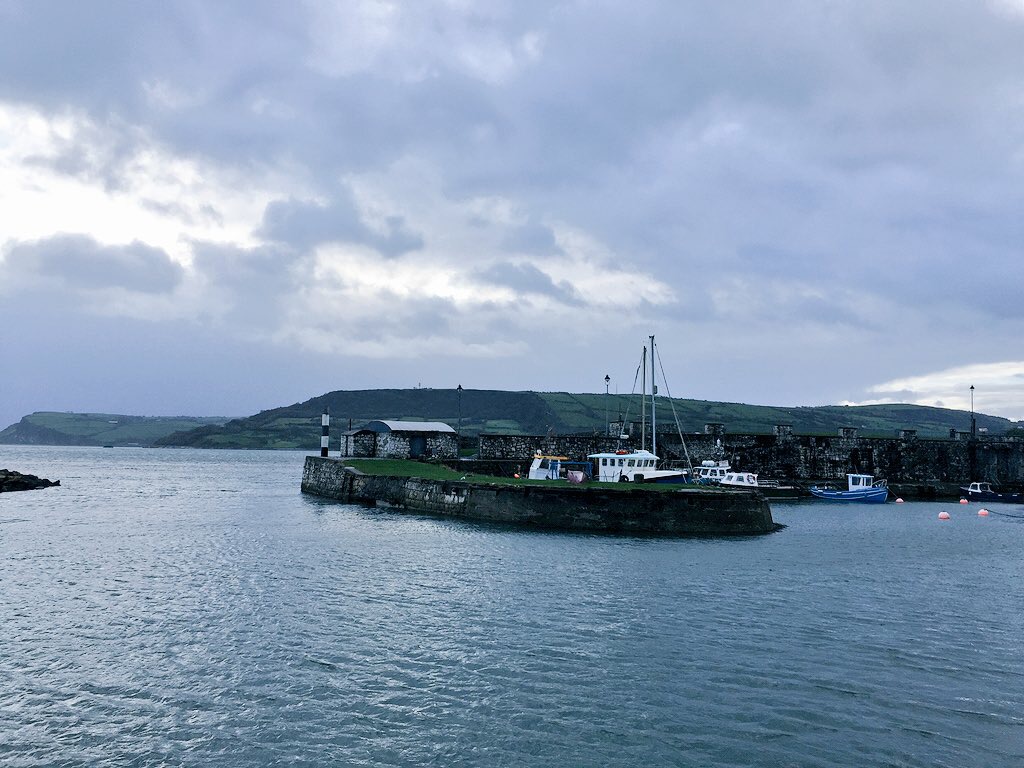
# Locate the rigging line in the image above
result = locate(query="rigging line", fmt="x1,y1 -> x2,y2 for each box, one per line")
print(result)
655,344 -> 695,475
615,355 -> 645,439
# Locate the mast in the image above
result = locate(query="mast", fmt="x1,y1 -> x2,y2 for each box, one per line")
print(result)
650,334 -> 657,457
640,345 -> 647,449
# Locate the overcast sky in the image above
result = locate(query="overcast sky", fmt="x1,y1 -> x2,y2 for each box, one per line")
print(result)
2,0 -> 1023,428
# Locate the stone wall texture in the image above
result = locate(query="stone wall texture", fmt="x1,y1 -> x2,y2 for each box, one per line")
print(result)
478,432 -> 1024,485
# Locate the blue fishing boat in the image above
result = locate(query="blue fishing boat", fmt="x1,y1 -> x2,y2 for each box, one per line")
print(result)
809,474 -> 889,503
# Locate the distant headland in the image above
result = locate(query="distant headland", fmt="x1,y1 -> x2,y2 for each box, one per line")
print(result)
2,389 -> 1020,450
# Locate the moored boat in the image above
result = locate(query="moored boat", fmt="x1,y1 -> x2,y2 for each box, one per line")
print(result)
959,481 -> 1023,503
588,449 -> 689,483
527,454 -> 593,481
694,460 -> 731,484
721,471 -> 803,500
809,474 -> 889,503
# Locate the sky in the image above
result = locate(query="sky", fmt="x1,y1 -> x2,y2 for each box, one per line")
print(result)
2,0 -> 1024,429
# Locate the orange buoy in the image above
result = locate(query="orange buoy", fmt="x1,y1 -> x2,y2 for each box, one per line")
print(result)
978,508 -> 990,516
895,497 -> 904,503
513,473 -> 520,479
959,498 -> 968,504
938,511 -> 951,520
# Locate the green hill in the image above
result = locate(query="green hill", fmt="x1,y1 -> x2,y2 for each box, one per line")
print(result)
152,388 -> 1020,450
0,412 -> 231,447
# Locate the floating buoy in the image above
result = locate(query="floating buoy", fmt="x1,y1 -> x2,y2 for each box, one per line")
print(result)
959,498 -> 968,504
895,497 -> 904,503
978,508 -> 990,516
938,511 -> 951,520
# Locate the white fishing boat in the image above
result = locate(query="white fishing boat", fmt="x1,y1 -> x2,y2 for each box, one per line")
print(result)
721,470 -> 803,499
588,449 -> 689,483
694,460 -> 731,484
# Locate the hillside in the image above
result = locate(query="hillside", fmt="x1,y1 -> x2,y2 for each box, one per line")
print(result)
0,412 -> 231,447
153,388 -> 1020,450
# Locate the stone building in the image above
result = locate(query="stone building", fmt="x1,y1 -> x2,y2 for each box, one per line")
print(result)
340,420 -> 457,460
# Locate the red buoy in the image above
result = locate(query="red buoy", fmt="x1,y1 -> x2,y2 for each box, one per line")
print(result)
959,498 -> 968,504
978,508 -> 990,517
938,511 -> 951,520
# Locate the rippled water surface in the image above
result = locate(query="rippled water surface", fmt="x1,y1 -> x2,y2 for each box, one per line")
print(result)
2,446 -> 1023,767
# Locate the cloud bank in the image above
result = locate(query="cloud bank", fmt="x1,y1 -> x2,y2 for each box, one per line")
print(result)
2,1 -> 1024,425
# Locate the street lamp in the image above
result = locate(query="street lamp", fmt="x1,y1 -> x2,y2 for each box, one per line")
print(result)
970,384 -> 975,438
457,384 -> 463,439
604,374 -> 611,436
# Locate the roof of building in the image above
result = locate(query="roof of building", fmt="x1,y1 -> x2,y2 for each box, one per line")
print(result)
364,420 -> 457,434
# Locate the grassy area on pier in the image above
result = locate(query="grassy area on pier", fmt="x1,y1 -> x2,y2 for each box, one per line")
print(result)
341,459 -> 733,493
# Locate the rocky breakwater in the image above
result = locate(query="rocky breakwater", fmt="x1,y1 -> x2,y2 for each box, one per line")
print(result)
0,469 -> 60,493
302,456 -> 778,536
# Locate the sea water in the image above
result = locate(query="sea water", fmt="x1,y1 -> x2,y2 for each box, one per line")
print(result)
1,446 -> 1022,767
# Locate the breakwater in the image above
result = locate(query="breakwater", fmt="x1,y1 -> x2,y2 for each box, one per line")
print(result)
301,457 -> 777,536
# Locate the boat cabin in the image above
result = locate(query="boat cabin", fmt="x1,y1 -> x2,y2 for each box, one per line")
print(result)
966,482 -> 993,494
847,474 -> 886,490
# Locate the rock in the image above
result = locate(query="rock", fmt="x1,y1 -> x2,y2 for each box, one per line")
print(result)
0,469 -> 61,493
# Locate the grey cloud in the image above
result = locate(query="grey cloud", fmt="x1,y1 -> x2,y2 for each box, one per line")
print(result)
259,194 -> 423,256
474,261 -> 582,306
4,234 -> 182,293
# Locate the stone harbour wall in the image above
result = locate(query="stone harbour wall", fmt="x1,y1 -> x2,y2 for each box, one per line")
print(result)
478,432 -> 1024,486
301,456 -> 777,536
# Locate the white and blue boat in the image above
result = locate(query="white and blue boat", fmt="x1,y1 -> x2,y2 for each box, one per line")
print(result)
809,474 -> 889,503
959,481 -> 1023,503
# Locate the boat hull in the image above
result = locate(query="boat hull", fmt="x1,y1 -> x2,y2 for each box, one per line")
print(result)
809,486 -> 889,503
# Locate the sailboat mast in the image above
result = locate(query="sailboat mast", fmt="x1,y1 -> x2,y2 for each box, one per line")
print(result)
650,334 -> 657,457
640,345 -> 647,449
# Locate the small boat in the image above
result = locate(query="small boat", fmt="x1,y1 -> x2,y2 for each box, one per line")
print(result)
694,460 -> 731,484
809,474 -> 889,503
588,449 -> 690,483
721,471 -> 802,500
721,471 -> 759,488
527,454 -> 593,481
959,482 -> 1023,503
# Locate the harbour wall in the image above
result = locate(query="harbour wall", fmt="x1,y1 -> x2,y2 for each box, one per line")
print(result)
301,456 -> 777,536
477,432 -> 1024,487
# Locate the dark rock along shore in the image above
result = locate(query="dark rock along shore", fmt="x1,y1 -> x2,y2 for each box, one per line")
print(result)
0,469 -> 60,493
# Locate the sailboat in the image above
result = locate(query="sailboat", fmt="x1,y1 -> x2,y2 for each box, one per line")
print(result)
588,335 -> 692,484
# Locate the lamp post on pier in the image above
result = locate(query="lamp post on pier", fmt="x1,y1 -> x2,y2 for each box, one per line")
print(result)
457,384 -> 463,439
970,385 -> 976,438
